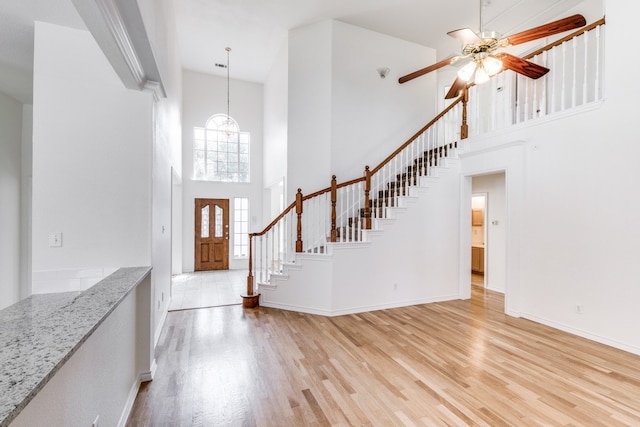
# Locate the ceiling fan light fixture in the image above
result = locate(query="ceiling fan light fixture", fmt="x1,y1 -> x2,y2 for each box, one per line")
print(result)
474,65 -> 490,85
458,61 -> 477,82
483,56 -> 503,76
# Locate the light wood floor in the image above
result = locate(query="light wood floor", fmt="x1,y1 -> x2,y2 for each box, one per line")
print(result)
127,286 -> 640,426
169,270 -> 247,311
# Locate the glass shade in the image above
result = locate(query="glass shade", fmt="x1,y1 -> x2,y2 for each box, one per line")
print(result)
457,61 -> 477,82
483,56 -> 503,76
474,66 -> 490,85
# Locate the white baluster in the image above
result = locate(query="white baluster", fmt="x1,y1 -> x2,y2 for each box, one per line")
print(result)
259,235 -> 264,283
595,25 -> 601,101
540,52 -> 548,117
561,42 -> 567,111
340,187 -> 345,242
524,75 -> 530,122
275,222 -> 280,273
583,31 -> 589,105
572,37 -> 577,108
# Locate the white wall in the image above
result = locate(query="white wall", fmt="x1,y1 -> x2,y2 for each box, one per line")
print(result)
0,91 -> 23,310
287,20 -> 436,202
456,0 -> 640,355
287,21 -> 333,202
181,70 -> 264,272
32,22 -> 153,293
331,21 -> 437,181
136,0 -> 184,343
263,164 -> 462,315
263,41 -> 289,215
473,173 -> 506,293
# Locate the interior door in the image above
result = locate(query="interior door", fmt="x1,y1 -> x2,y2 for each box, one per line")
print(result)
195,198 -> 229,271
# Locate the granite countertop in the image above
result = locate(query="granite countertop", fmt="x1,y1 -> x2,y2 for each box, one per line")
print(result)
0,266 -> 151,427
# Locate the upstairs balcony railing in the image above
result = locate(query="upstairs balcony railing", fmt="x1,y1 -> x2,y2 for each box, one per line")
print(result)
466,17 -> 605,136
243,17 -> 606,304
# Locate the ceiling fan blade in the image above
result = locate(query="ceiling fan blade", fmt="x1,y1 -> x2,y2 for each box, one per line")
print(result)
503,14 -> 586,46
495,53 -> 550,79
399,56 -> 461,84
447,28 -> 483,45
445,77 -> 467,99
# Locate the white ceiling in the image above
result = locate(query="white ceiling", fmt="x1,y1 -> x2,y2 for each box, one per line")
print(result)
0,0 -> 85,103
0,0 -> 586,104
172,0 -> 584,83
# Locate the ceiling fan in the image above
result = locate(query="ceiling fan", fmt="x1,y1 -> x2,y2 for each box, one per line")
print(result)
399,2 -> 587,99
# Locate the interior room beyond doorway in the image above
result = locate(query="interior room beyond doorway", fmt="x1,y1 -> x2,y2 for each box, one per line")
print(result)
471,172 -> 506,293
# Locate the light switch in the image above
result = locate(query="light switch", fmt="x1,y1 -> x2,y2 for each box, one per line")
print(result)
49,232 -> 62,247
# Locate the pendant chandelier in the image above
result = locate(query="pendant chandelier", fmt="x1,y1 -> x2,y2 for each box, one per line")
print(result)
223,46 -> 235,136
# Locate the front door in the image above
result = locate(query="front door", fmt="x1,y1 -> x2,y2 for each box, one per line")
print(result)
195,198 -> 229,271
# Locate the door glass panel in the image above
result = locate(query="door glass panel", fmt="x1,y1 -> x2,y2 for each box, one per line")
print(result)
215,205 -> 223,237
201,205 -> 210,238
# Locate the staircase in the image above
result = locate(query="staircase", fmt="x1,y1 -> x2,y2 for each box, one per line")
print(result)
257,137 -> 466,316
242,18 -> 606,315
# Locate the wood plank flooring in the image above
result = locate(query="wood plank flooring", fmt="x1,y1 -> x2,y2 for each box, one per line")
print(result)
127,286 -> 640,426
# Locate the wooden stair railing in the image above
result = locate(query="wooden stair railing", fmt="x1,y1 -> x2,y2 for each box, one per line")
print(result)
243,18 -> 606,308
244,95 -> 466,307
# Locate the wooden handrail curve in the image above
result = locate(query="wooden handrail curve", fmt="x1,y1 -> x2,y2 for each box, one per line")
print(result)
251,201 -> 296,237
524,17 -> 606,61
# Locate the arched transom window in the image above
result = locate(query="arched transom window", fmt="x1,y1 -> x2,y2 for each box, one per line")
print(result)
193,114 -> 250,182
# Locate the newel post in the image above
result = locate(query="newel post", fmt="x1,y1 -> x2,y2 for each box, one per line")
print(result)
330,176 -> 337,242
363,166 -> 371,229
242,233 -> 260,308
295,188 -> 303,252
460,87 -> 469,140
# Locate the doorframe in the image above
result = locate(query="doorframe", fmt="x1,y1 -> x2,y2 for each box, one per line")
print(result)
194,198 -> 230,271
458,141 -> 526,318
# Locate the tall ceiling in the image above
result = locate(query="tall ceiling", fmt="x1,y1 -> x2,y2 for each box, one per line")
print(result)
173,0 -> 584,82
0,0 -> 587,104
0,0 -> 85,103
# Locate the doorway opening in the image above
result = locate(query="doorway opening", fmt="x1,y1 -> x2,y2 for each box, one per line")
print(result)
471,193 -> 487,287
470,172 -> 506,295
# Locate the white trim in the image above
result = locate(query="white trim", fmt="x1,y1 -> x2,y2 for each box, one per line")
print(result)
143,80 -> 165,101
466,100 -> 605,146
260,294 -> 459,317
154,306 -> 169,348
117,377 -> 142,427
117,358 -> 156,427
521,313 -> 640,357
139,359 -> 157,382
94,0 -> 145,89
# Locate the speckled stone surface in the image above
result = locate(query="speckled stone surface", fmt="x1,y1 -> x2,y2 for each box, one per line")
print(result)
0,266 -> 151,427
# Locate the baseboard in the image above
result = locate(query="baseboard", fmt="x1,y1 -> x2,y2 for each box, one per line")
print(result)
117,377 -> 142,427
139,358 -> 157,382
116,359 -> 157,427
521,313 -> 640,356
261,294 -> 459,317
154,306 -> 169,348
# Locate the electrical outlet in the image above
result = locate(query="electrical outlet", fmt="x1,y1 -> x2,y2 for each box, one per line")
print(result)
393,283 -> 398,290
92,415 -> 99,427
576,304 -> 583,314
